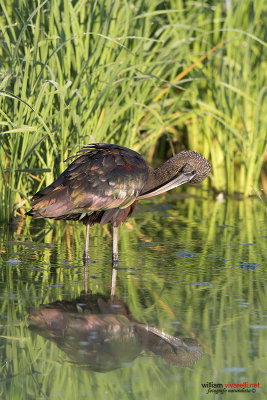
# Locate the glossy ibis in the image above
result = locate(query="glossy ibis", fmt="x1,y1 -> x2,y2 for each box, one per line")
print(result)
26,143 -> 211,260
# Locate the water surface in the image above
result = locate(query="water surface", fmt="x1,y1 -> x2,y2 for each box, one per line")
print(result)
0,191 -> 266,399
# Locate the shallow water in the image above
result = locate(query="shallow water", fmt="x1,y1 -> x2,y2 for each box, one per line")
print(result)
0,191 -> 266,399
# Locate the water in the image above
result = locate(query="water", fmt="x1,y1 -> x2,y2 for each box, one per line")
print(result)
0,192 -> 266,399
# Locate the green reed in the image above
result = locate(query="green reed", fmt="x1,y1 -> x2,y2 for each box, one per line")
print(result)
0,0 -> 266,221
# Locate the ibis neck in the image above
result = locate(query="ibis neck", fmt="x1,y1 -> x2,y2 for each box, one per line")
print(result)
140,150 -> 211,198
141,158 -> 179,195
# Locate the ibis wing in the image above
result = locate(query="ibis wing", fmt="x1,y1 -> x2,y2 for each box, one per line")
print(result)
67,144 -> 148,210
29,144 -> 148,218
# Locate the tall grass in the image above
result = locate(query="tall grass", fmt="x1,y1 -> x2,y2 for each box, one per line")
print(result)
0,0 -> 266,221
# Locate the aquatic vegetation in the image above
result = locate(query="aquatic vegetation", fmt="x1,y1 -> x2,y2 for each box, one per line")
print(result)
0,0 -> 266,221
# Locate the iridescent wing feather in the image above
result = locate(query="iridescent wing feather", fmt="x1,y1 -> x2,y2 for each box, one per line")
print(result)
28,144 -> 148,220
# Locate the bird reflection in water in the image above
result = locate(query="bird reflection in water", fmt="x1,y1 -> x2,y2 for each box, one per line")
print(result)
28,262 -> 203,372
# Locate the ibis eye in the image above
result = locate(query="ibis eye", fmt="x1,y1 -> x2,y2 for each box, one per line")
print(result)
179,163 -> 195,175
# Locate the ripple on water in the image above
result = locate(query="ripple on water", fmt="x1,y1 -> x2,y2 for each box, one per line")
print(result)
6,259 -> 21,265
175,250 -> 198,257
221,367 -> 246,373
249,325 -> 267,329
238,262 -> 261,270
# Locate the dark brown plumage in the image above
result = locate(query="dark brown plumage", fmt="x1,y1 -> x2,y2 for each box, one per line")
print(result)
26,143 -> 211,260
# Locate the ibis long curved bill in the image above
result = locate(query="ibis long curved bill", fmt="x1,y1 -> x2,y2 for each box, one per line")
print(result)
137,170 -> 196,200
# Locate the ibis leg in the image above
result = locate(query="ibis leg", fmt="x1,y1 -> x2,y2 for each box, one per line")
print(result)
84,223 -> 90,260
84,257 -> 89,294
110,266 -> 118,298
112,226 -> 119,262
